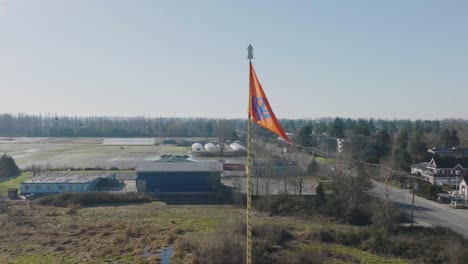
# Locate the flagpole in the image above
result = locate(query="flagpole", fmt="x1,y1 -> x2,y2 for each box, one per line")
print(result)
246,44 -> 254,264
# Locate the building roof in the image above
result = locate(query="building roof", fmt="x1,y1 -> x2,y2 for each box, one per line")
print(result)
462,174 -> 468,183
135,161 -> 223,173
103,138 -> 156,146
430,158 -> 468,169
24,172 -> 114,184
428,147 -> 468,157
411,162 -> 429,169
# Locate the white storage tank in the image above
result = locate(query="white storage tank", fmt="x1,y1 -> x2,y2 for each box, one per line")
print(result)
230,142 -> 247,151
204,143 -> 218,152
191,143 -> 205,152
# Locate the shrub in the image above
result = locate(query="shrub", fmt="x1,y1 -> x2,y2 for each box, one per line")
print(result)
125,225 -> 142,238
253,224 -> 293,247
0,203 -> 7,213
344,206 -> 371,226
66,204 -> 81,215
35,192 -> 154,207
254,195 -> 315,216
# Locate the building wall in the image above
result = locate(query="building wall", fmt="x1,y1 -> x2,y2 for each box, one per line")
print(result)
460,180 -> 468,199
136,172 -> 220,193
411,167 -> 426,175
433,176 -> 462,186
20,182 -> 96,194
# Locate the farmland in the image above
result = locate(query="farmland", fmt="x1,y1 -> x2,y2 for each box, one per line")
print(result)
0,137 -> 190,170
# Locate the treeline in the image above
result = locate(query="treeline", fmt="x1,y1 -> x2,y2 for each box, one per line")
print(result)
0,114 -> 246,138
294,118 -> 468,171
0,113 -> 311,138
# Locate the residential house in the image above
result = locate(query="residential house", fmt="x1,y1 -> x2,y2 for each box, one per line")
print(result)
410,162 -> 429,175
411,158 -> 468,186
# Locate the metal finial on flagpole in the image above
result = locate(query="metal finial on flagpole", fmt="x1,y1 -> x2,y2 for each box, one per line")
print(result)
247,44 -> 254,60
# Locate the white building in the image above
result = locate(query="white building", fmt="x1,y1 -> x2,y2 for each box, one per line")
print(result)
410,162 -> 430,175
459,175 -> 468,200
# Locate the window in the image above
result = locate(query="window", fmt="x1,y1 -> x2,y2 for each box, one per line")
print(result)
25,185 -> 29,191
36,185 -> 41,190
58,185 -> 64,190
47,185 -> 52,190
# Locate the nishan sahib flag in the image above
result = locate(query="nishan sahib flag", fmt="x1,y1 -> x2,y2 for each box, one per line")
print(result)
249,62 -> 289,141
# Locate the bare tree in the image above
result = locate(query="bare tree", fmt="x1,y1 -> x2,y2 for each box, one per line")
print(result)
289,152 -> 311,196
378,158 -> 396,226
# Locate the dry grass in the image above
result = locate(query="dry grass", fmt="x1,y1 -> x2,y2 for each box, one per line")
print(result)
1,200 -> 462,264
0,201 -> 229,263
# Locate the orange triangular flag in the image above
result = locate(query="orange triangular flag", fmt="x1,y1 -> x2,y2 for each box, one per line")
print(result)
249,62 -> 289,141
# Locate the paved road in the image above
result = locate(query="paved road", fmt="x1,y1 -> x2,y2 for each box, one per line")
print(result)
371,181 -> 468,239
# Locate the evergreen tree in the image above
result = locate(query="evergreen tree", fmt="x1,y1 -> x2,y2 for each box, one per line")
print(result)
395,150 -> 413,171
368,119 -> 376,133
294,125 -> 316,147
375,129 -> 391,159
396,131 -> 409,150
329,117 -> 345,138
353,119 -> 371,136
449,129 -> 460,147
440,128 -> 452,147
316,182 -> 326,204
306,159 -> 319,176
410,140 -> 428,162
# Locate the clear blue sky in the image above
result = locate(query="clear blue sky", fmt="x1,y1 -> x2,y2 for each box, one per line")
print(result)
1,0 -> 467,119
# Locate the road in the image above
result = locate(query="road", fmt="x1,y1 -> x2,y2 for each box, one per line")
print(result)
371,181 -> 468,239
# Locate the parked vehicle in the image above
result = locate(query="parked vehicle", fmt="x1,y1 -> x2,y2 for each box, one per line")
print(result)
437,194 -> 451,204
450,198 -> 466,209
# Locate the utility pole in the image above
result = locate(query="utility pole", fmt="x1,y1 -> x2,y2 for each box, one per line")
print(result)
410,175 -> 416,228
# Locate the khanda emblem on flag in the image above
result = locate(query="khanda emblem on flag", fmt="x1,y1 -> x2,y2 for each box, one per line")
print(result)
252,97 -> 271,120
249,61 -> 289,141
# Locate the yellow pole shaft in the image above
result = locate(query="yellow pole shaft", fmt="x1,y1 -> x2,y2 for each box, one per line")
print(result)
247,115 -> 253,264
247,60 -> 253,264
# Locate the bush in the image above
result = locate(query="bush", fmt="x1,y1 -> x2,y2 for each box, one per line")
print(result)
66,204 -> 81,215
35,192 -> 154,207
254,195 -> 315,216
344,206 -> 371,226
415,181 -> 440,200
253,224 -> 293,247
0,203 -> 8,213
307,225 -> 468,264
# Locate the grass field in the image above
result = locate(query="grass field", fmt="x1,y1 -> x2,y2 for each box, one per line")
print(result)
0,138 -> 190,170
314,156 -> 336,163
0,201 -> 409,264
0,172 -> 32,197
0,137 -> 246,170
